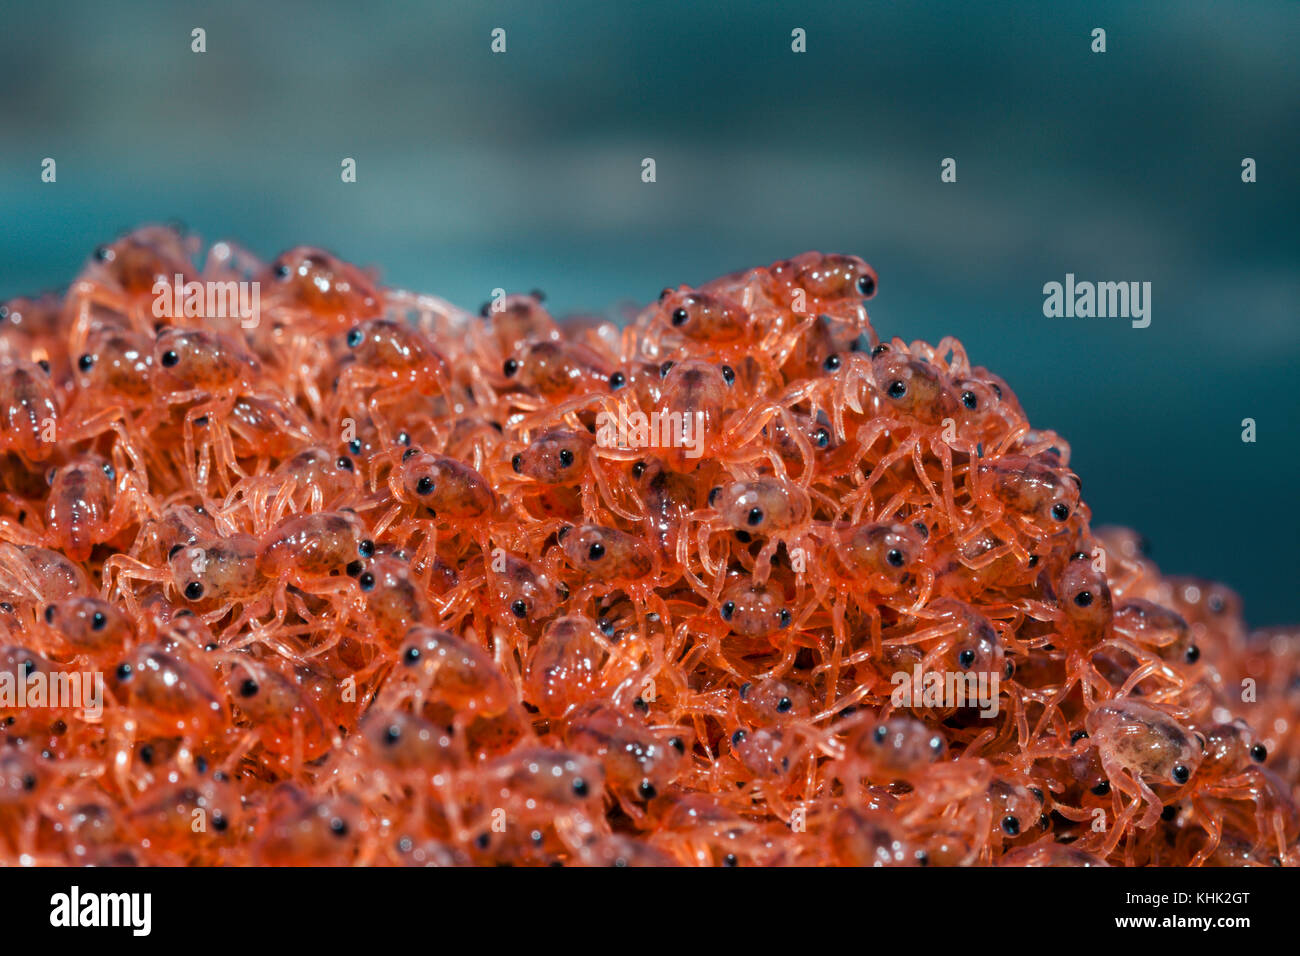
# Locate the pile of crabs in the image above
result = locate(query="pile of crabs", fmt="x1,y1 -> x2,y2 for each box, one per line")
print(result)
0,227 -> 1294,866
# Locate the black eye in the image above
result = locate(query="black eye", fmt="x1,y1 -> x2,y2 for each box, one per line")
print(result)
886,380 -> 906,399
631,461 -> 646,479
609,371 -> 626,390
587,542 -> 605,561
813,428 -> 830,448
346,560 -> 364,577
597,618 -> 614,636
823,354 -> 841,372
856,274 -> 876,297
776,697 -> 792,713
886,548 -> 904,568
94,245 -> 112,262
1251,744 -> 1267,763
211,812 -> 228,832
358,572 -> 376,592
346,328 -> 364,348
184,581 -> 204,601
1172,764 -> 1190,784
330,818 -> 348,837
274,263 -> 291,279
721,365 -> 735,385
334,456 -> 353,472
403,646 -> 421,665
958,649 -> 976,669
348,439 -> 363,455
723,854 -> 738,867
572,778 -> 589,797
1051,503 -> 1070,522
638,781 -> 656,800
873,725 -> 888,743
161,350 -> 179,367
669,737 -> 685,753
961,391 -> 977,409
558,449 -> 574,468
557,525 -> 572,541
871,344 -> 888,357
78,353 -> 95,371
239,678 -> 259,698
670,307 -> 689,326
44,605 -> 55,623
659,361 -> 673,379
1208,594 -> 1225,614
91,611 -> 106,631
511,600 -> 528,619
1001,816 -> 1020,836
416,476 -> 434,495
708,486 -> 722,506
732,730 -> 746,746
397,432 -> 411,447
747,507 -> 763,526
115,663 -> 132,681
357,539 -> 374,558
720,601 -> 735,621
503,358 -> 519,377
37,358 -> 50,373
1073,591 -> 1093,608
511,454 -> 523,473
778,608 -> 791,628
1185,645 -> 1200,663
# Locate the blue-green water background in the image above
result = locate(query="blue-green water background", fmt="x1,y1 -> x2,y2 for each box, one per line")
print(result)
2,1 -> 1296,625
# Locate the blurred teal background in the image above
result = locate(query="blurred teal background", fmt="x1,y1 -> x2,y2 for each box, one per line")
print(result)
1,1 -> 1296,624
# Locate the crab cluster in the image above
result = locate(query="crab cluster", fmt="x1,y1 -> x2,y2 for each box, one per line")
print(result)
0,228 -> 1294,866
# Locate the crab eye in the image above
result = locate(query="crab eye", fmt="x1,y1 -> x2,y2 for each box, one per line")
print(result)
823,353 -> 841,372
184,581 -> 204,601
776,696 -> 792,713
813,427 -> 830,448
873,725 -> 888,743
78,353 -> 95,371
94,245 -> 113,262
1073,591 -> 1094,608
511,454 -> 523,473
346,328 -> 364,348
961,390 -> 978,409
856,274 -> 876,297
886,548 -> 905,568
161,350 -> 179,367
115,663 -> 132,682
403,646 -> 421,665
747,507 -> 764,527
1251,744 -> 1267,763
609,371 -> 626,391
721,365 -> 735,385
274,263 -> 292,280
239,678 -> 259,698
1051,503 -> 1071,522
357,539 -> 374,558
778,608 -> 791,628
1172,764 -> 1190,784
336,456 -> 354,471
720,601 -> 735,621
358,572 -> 376,592
558,449 -> 574,468
511,600 -> 528,619
571,778 -> 590,797
670,307 -> 689,326
348,439 -> 363,455
958,648 -> 976,669
1000,816 -> 1020,836
101,463 -> 117,481
886,380 -> 906,399
415,476 -> 434,495
587,542 -> 605,561
659,361 -> 674,379
91,611 -> 106,631
503,358 -> 519,377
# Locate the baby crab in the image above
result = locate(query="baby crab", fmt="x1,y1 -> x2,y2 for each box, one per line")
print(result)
1084,698 -> 1205,834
